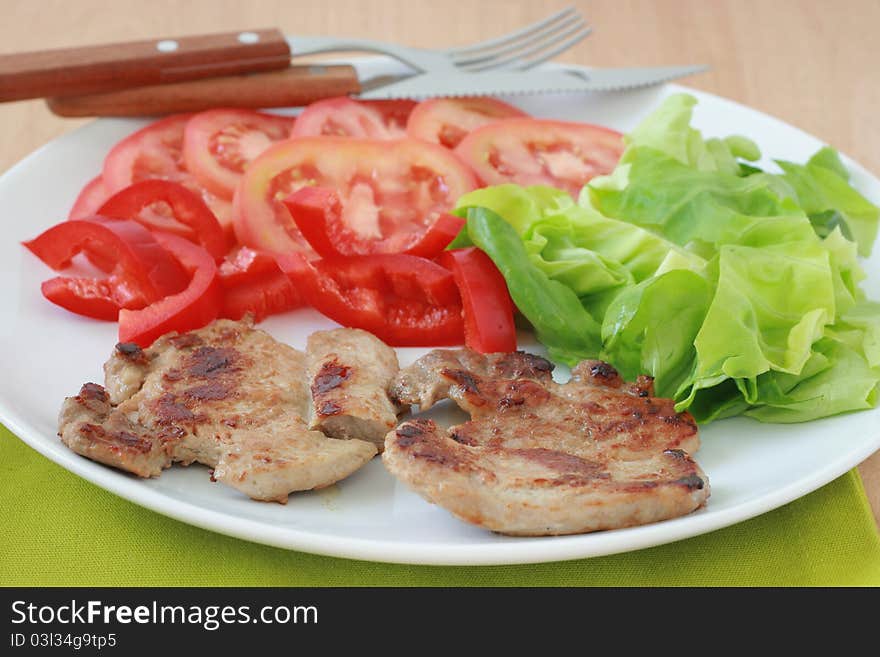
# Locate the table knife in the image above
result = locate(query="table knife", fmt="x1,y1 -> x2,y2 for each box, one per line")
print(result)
45,65 -> 707,117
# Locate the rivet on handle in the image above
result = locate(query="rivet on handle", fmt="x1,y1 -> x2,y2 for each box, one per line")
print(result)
155,40 -> 179,53
237,32 -> 260,44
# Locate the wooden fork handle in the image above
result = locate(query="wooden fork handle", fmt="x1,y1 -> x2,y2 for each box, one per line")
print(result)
46,65 -> 362,117
0,28 -> 292,102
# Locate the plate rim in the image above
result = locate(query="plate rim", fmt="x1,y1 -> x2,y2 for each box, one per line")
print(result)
1,66 -> 879,566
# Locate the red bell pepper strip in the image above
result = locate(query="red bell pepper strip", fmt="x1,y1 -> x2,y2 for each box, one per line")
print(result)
218,247 -> 302,322
438,247 -> 517,353
118,233 -> 222,347
283,186 -> 465,258
23,217 -> 188,320
277,252 -> 464,346
98,179 -> 230,260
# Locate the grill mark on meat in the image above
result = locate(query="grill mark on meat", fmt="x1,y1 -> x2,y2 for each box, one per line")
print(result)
508,448 -> 606,478
168,333 -> 203,349
79,423 -> 153,454
441,368 -> 480,394
188,346 -> 239,378
394,421 -> 491,476
395,420 -> 432,446
496,352 -> 555,379
318,401 -> 343,417
311,360 -> 351,394
675,474 -> 705,490
77,382 -> 108,404
115,342 -> 149,364
589,362 -> 620,383
152,393 -> 199,424
450,430 -> 477,446
183,382 -> 233,401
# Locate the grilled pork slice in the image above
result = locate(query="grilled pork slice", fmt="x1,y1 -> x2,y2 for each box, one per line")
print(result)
58,320 -> 377,503
383,351 -> 709,535
306,328 -> 402,451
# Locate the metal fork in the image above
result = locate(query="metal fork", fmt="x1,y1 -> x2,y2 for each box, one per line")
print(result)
286,6 -> 591,74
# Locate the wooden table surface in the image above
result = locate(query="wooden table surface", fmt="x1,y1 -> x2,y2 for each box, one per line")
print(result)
1,0 -> 879,527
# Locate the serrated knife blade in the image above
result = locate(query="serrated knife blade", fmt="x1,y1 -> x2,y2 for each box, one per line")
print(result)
359,65 -> 708,99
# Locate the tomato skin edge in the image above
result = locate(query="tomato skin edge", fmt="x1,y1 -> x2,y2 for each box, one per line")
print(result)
98,180 -> 230,261
276,252 -> 465,347
118,233 -> 221,347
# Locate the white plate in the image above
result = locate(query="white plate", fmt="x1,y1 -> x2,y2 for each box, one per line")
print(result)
1,60 -> 879,566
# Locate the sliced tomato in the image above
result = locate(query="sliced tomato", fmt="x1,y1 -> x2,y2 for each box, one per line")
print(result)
282,186 -> 465,258
277,253 -> 464,346
438,247 -> 517,353
23,217 -> 188,320
183,108 -> 294,201
234,136 -> 478,255
290,97 -> 417,139
407,97 -> 528,149
118,233 -> 221,347
102,113 -> 235,236
98,180 -> 229,260
455,118 -> 624,197
218,246 -> 302,321
69,176 -> 110,220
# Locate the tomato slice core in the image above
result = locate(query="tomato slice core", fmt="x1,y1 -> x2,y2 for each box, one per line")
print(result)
183,109 -> 294,200
282,186 -> 465,258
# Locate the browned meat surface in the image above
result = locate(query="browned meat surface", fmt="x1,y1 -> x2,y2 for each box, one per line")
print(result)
391,348 -> 555,409
306,328 -> 402,451
58,320 -> 377,503
383,350 -> 709,535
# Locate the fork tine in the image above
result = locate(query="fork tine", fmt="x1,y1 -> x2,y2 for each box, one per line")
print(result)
445,6 -> 577,55
451,12 -> 585,67
459,20 -> 591,73
508,25 -> 594,71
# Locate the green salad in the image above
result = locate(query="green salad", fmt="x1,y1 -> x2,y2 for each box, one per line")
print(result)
453,93 -> 880,423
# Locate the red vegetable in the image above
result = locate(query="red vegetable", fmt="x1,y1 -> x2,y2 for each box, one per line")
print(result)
102,113 -> 235,235
218,247 -> 302,321
183,108 -> 294,200
68,176 -> 110,220
118,233 -> 221,347
406,97 -> 528,148
233,136 -> 477,255
290,97 -> 416,139
98,179 -> 230,260
23,217 -> 188,320
282,186 -> 465,258
438,247 -> 517,353
277,252 -> 464,346
455,118 -> 624,197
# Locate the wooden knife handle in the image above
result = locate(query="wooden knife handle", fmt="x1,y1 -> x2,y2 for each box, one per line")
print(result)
46,65 -> 362,117
0,28 -> 291,102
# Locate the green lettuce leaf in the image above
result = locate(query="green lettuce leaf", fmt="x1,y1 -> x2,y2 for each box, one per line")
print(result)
777,150 -> 880,256
453,93 -> 880,425
600,269 -> 711,397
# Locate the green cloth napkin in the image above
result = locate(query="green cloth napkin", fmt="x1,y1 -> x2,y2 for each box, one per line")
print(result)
2,424 -> 879,586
